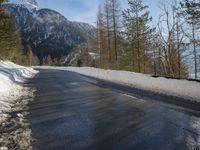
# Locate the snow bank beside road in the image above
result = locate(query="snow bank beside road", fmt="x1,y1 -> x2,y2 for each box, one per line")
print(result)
64,67 -> 200,101
0,61 -> 38,117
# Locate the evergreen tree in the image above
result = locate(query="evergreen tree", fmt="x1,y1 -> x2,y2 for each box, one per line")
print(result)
122,0 -> 154,73
180,0 -> 200,79
46,55 -> 53,66
0,0 -> 21,61
26,45 -> 38,65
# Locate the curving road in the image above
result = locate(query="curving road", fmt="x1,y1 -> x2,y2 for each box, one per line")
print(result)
27,68 -> 200,150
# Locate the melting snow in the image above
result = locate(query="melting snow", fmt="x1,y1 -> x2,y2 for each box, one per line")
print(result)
4,0 -> 39,11
63,67 -> 200,101
0,60 -> 38,121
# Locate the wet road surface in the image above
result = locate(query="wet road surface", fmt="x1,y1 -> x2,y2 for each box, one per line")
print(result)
27,68 -> 200,150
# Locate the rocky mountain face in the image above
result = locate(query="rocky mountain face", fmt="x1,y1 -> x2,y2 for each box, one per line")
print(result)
25,0 -> 38,6
3,0 -> 95,64
7,0 -> 38,6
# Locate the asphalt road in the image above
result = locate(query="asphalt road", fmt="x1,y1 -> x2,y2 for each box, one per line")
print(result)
27,68 -> 200,150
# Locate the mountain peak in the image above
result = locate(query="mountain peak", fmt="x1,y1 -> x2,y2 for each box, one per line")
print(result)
25,0 -> 38,6
5,0 -> 39,10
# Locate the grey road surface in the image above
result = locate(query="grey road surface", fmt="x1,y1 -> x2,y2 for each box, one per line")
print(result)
27,68 -> 200,150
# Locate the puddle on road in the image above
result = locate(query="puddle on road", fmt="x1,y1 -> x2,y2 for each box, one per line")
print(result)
0,87 -> 36,150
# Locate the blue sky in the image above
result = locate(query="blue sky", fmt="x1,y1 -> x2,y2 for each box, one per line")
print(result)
37,0 -> 179,26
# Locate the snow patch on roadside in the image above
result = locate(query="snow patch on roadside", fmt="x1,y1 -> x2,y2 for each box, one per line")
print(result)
0,88 -> 36,150
62,67 -> 200,101
0,60 -> 38,122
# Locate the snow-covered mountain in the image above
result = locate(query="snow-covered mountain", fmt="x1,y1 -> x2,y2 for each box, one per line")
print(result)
7,0 -> 38,6
3,0 -> 95,64
5,0 -> 39,11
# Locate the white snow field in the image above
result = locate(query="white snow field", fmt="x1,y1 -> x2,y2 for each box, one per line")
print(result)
0,60 -> 38,120
62,67 -> 200,101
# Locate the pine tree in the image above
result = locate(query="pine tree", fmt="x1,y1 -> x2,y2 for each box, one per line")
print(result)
0,0 -> 21,61
122,0 -> 154,73
180,0 -> 200,79
26,45 -> 38,65
46,55 -> 53,66
0,0 -> 3,6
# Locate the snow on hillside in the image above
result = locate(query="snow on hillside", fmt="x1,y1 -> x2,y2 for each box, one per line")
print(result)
0,61 -> 38,122
64,67 -> 200,101
4,0 -> 39,11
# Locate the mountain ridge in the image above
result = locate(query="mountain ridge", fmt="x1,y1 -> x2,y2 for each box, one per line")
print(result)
3,0 -> 95,65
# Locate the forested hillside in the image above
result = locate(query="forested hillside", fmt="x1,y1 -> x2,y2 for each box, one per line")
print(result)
2,0 -> 95,65
0,0 -> 20,61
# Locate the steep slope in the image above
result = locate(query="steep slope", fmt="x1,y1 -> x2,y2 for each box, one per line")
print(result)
3,0 -> 95,64
4,0 -> 39,11
6,0 -> 38,6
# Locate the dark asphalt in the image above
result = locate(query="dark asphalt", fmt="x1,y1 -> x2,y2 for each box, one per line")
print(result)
27,68 -> 200,150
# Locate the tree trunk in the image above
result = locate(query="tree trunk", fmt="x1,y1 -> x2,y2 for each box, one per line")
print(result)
112,0 -> 118,62
192,23 -> 197,80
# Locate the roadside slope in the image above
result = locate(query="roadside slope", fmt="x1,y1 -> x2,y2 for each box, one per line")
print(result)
59,67 -> 200,101
66,67 -> 200,102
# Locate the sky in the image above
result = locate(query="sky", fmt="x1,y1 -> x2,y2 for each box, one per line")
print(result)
37,0 -> 179,26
